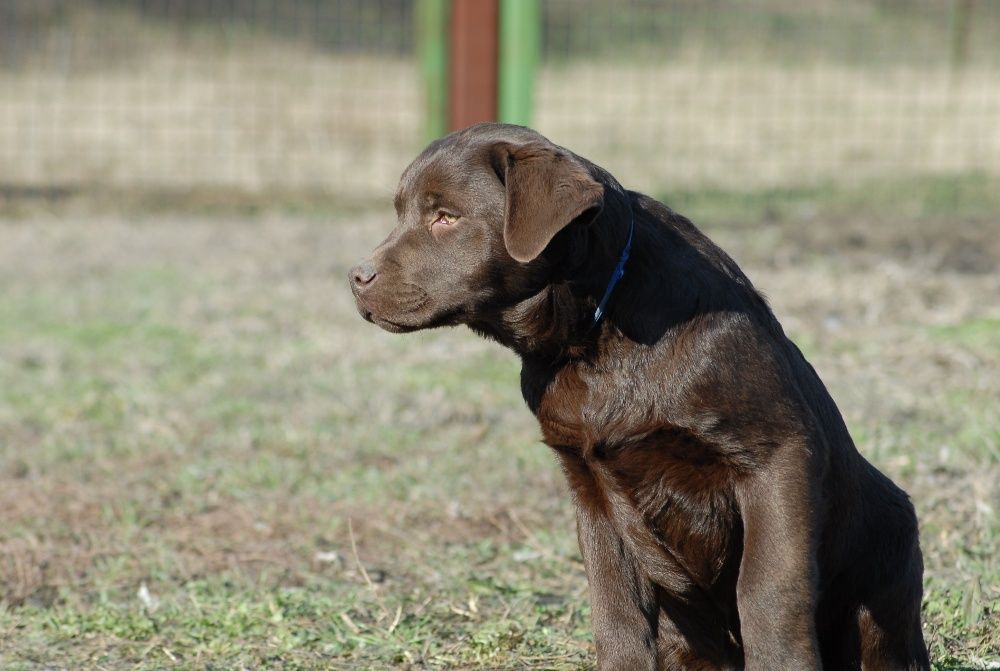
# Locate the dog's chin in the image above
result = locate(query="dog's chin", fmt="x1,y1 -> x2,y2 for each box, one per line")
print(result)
357,302 -> 444,333
370,314 -> 420,334
358,303 -> 465,334
356,306 -> 418,333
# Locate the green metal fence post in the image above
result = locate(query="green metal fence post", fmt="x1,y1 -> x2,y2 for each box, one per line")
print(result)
498,0 -> 540,127
417,0 -> 449,143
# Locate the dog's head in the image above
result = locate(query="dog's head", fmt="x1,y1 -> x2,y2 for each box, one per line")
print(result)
349,124 -> 605,333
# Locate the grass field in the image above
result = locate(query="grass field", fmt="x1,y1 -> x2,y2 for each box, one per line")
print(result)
0,178 -> 997,669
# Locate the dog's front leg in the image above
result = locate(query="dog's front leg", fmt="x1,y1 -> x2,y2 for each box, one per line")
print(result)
576,499 -> 659,671
735,445 -> 821,670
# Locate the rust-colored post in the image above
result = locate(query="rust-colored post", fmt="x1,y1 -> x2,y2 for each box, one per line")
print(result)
448,0 -> 499,131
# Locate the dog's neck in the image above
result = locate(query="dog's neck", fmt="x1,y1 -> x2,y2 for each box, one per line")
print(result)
470,187 -> 638,361
470,187 -> 770,368
492,283 -> 596,358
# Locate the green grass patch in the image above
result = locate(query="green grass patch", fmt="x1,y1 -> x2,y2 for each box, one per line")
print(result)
1,213 -> 996,669
660,172 -> 1000,226
928,317 -> 1000,351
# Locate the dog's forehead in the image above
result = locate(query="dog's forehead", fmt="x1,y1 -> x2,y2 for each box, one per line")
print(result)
395,124 -> 552,209
395,142 -> 491,209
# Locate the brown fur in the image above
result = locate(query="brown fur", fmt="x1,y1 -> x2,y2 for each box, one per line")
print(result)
349,123 -> 930,670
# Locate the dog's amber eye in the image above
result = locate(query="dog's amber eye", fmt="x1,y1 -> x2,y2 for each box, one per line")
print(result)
431,212 -> 458,230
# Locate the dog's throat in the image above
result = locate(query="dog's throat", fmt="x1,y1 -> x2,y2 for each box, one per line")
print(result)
492,284 -> 587,355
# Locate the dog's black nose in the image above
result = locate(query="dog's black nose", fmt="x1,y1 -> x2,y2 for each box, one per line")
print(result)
350,261 -> 378,290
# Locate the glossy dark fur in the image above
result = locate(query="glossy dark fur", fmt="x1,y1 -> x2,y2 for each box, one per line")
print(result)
349,124 -> 929,670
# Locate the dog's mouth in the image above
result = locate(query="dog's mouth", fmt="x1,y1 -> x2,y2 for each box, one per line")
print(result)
352,280 -> 465,334
351,278 -> 430,333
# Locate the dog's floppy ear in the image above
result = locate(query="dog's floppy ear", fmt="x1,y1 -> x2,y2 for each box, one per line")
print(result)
493,142 -> 604,263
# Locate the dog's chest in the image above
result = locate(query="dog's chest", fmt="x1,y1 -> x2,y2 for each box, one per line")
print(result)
532,362 -> 645,449
533,364 -> 741,589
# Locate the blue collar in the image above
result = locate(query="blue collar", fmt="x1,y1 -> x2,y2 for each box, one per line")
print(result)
592,210 -> 634,325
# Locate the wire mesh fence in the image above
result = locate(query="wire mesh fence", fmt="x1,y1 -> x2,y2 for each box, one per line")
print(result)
1,0 -> 998,200
0,0 -> 420,198
537,0 -> 1000,193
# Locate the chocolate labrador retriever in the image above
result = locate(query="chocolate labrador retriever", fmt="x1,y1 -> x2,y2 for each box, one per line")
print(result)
349,123 -> 929,670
